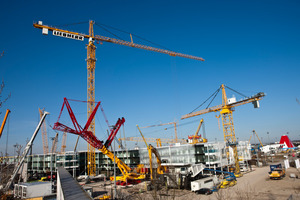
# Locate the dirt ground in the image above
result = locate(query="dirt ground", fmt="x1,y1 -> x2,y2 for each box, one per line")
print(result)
86,165 -> 300,200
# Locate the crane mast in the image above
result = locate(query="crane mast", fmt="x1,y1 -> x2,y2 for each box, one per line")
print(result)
34,20 -> 204,176
87,20 -> 97,176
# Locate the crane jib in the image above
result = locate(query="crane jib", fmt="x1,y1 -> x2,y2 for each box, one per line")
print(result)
53,30 -> 84,41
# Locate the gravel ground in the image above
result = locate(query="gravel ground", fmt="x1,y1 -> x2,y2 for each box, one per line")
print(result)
86,165 -> 300,200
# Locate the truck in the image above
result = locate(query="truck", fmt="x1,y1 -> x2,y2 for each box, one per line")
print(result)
269,163 -> 285,180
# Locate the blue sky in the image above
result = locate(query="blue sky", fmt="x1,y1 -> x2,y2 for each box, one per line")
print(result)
0,0 -> 299,155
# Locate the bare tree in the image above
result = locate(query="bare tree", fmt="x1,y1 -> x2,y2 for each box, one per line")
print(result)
0,80 -> 11,115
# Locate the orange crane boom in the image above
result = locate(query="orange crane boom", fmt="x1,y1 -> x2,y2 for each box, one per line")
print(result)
0,109 -> 10,139
60,132 -> 67,153
34,20 -> 204,176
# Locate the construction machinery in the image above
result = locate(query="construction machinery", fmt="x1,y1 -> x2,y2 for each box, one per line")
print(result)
269,163 -> 285,180
181,84 -> 265,176
136,125 -> 165,180
249,129 -> 264,147
0,109 -> 10,139
33,20 -> 204,176
39,108 -> 49,154
50,132 -> 59,153
203,168 -> 236,189
60,132 -> 67,153
4,111 -> 49,192
52,98 -> 145,182
188,118 -> 207,144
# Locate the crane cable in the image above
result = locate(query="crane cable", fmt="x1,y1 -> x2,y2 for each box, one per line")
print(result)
189,88 -> 221,114
189,85 -> 251,114
95,22 -> 171,50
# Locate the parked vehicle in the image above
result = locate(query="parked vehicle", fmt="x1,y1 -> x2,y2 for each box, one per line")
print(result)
196,188 -> 213,195
269,163 -> 285,180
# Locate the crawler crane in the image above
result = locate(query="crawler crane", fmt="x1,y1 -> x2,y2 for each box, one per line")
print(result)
34,20 -> 204,176
181,84 -> 265,176
53,98 -> 145,182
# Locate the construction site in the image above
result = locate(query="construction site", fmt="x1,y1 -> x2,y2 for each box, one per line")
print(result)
1,2 -> 300,200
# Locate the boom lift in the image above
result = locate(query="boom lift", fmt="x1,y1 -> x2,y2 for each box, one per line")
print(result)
4,112 -> 49,192
52,98 -> 145,182
181,84 -> 265,176
33,20 -> 204,176
0,109 -> 10,139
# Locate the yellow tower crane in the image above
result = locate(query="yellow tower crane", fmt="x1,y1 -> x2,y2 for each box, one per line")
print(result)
33,20 -> 204,176
60,132 -> 67,153
39,108 -> 49,154
141,121 -> 179,143
181,84 -> 265,176
119,137 -> 187,147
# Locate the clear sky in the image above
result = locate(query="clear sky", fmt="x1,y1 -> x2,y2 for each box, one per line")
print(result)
0,0 -> 299,155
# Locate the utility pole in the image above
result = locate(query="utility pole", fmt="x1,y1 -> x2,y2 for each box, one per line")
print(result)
50,137 -> 55,184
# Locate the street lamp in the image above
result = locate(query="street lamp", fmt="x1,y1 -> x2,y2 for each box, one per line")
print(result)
267,132 -> 270,145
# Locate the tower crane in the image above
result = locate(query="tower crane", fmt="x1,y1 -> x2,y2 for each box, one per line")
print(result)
141,121 -> 179,143
39,108 -> 49,154
119,137 -> 187,147
60,132 -> 67,153
33,20 -> 204,176
181,84 -> 265,175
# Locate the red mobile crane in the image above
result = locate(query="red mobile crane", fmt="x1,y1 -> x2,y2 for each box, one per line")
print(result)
52,98 -> 145,182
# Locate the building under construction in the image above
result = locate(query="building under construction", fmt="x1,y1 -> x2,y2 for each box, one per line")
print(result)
18,141 -> 250,182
